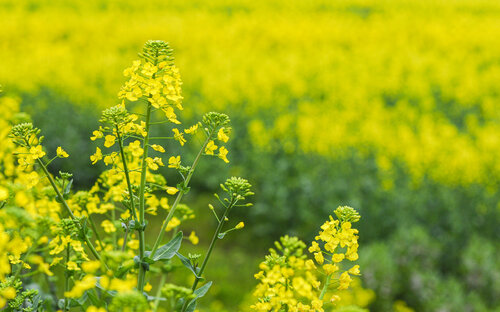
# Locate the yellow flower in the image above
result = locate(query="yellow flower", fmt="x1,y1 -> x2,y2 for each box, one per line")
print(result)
146,157 -> 164,170
90,130 -> 103,141
308,241 -> 320,253
146,157 -> 159,170
323,263 -> 339,275
67,261 -> 80,271
166,186 -> 179,195
30,145 -> 45,159
144,283 -> 153,292
185,124 -> 199,134
82,261 -> 101,274
168,156 -> 181,169
205,140 -> 217,155
1,287 -> 16,300
104,135 -> 116,148
338,271 -> 352,290
165,217 -> 181,232
0,187 -> 8,201
90,147 -> 102,164
348,264 -> 360,275
218,146 -> 229,163
65,275 -> 96,298
217,127 -> 229,142
103,154 -> 115,166
188,231 -> 199,245
101,220 -> 116,233
128,140 -> 143,157
86,306 -> 106,312
57,146 -> 69,158
332,253 -> 345,263
314,252 -> 324,264
172,128 -> 186,146
235,222 -> 245,229
151,144 -> 165,153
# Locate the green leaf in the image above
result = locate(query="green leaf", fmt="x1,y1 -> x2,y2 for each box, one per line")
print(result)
185,281 -> 212,312
145,231 -> 183,262
176,252 -> 201,278
64,179 -> 73,195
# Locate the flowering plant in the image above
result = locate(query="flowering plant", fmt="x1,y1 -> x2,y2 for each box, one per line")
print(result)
0,41 -> 361,312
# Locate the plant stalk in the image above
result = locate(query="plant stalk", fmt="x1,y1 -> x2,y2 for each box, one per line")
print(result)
137,103 -> 153,292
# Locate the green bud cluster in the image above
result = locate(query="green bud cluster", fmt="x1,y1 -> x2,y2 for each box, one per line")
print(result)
108,291 -> 149,312
334,206 -> 361,223
272,235 -> 307,259
139,40 -> 175,66
202,112 -> 231,138
100,105 -> 130,126
221,177 -> 254,201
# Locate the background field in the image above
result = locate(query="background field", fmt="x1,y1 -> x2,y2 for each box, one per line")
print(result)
1,0 -> 500,311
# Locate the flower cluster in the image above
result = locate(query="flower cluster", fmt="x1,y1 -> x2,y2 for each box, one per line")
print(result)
251,206 -> 361,311
252,236 -> 323,312
0,41 -> 251,312
118,40 -> 183,124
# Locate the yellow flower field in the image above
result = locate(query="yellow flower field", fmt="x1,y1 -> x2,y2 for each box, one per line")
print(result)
2,0 -> 500,188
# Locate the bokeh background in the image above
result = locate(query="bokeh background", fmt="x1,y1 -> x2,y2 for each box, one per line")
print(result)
1,0 -> 500,311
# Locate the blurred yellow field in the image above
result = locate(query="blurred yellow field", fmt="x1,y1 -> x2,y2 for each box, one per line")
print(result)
2,0 -> 500,187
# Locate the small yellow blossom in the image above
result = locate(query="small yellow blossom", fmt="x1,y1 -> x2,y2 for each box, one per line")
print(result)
217,127 -> 229,142
166,217 -> 181,232
218,146 -> 229,163
185,124 -> 199,134
235,222 -> 245,229
56,146 -> 69,158
65,275 -> 96,298
332,253 -> 345,263
127,239 -> 139,250
0,187 -> 8,201
90,147 -> 103,164
323,263 -> 339,275
82,261 -> 101,274
144,283 -> 153,292
67,261 -> 80,271
86,306 -> 106,312
128,140 -> 143,157
145,157 -> 164,170
348,264 -> 360,275
1,287 -> 16,300
168,156 -> 181,169
166,186 -> 179,195
205,140 -> 217,155
151,144 -> 165,153
338,271 -> 352,290
172,128 -> 186,146
104,135 -> 116,148
188,231 -> 199,245
314,252 -> 324,264
101,220 -> 116,233
30,145 -> 45,159
90,130 -> 103,141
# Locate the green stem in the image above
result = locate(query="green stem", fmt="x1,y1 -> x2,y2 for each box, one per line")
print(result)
64,247 -> 70,311
116,126 -> 139,222
122,226 -> 129,252
181,199 -> 234,312
319,274 -> 331,300
153,273 -> 167,312
84,208 -> 105,251
137,103 -> 153,292
34,157 -> 101,261
150,131 -> 214,258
